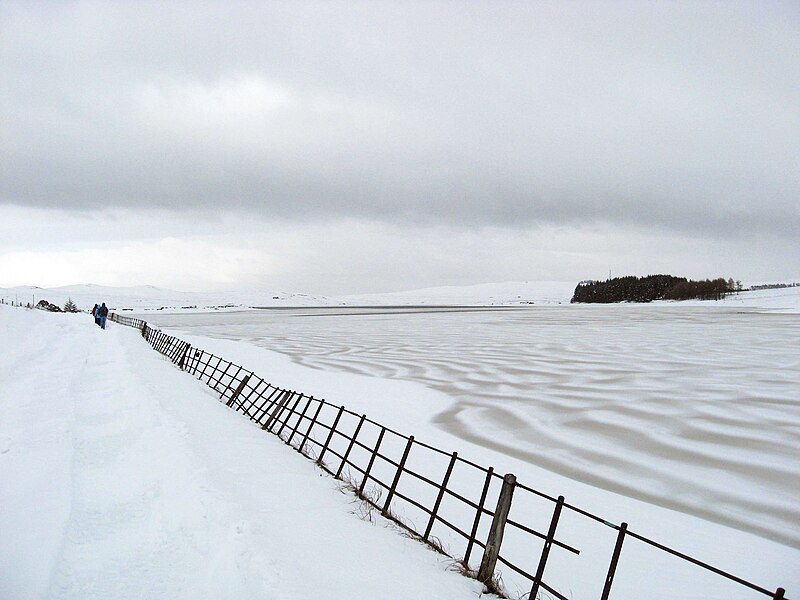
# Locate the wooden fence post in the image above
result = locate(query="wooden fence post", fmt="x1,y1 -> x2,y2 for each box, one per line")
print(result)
529,495 -> 565,600
601,522 -> 627,600
425,452 -> 458,540
177,342 -> 190,370
382,436 -> 414,517
477,473 -> 516,586
225,374 -> 251,409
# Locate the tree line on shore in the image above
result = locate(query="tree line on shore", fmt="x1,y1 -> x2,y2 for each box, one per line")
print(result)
571,275 -> 741,304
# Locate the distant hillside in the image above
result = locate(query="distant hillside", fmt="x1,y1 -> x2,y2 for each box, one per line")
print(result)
0,281 -> 576,312
3,279 -> 797,313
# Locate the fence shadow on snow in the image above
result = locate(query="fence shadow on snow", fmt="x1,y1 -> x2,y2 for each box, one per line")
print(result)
109,313 -> 790,600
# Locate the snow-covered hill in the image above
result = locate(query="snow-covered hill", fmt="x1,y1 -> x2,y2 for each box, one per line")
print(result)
0,281 -> 577,312
0,283 -> 333,312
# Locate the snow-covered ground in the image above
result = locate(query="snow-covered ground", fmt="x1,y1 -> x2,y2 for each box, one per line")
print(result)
673,285 -> 800,314
2,282 -> 799,599
0,305 -> 483,600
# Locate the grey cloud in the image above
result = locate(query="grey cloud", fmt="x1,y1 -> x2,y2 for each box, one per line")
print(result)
2,1 -> 799,239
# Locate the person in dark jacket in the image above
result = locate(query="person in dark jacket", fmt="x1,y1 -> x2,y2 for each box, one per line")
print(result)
98,302 -> 108,329
92,303 -> 100,326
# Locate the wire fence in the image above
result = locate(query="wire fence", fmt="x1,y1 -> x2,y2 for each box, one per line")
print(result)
110,312 -> 790,600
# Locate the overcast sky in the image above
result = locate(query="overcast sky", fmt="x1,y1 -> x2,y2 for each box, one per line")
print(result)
1,1 -> 798,294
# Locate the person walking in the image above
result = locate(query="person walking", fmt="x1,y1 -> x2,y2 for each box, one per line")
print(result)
98,302 -> 108,329
92,303 -> 100,326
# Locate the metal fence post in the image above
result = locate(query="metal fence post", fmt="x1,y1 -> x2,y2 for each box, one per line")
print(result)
317,405 -> 345,467
336,414 -> 366,479
299,398 -> 323,454
530,495 -> 565,600
276,392 -> 303,438
287,395 -> 313,447
264,390 -> 292,431
382,436 -> 414,517
464,466 -> 494,567
358,426 -> 386,498
601,522 -> 627,600
425,451 -> 458,540
477,473 -> 516,586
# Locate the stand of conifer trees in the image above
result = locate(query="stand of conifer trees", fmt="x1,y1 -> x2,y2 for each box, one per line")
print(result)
571,275 -> 734,303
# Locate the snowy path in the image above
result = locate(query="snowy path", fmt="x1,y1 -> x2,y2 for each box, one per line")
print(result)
0,306 -> 481,599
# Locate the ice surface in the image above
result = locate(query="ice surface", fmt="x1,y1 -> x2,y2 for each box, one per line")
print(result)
145,305 -> 800,552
